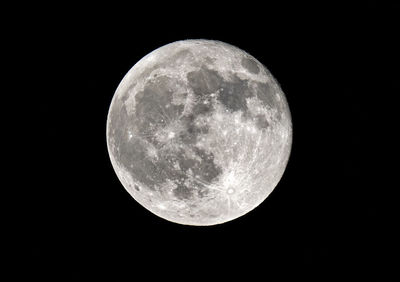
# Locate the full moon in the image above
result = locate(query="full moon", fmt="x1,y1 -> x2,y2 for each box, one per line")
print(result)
106,39 -> 292,226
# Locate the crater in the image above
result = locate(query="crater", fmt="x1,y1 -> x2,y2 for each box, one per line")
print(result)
254,114 -> 270,129
241,57 -> 260,74
227,188 -> 235,195
197,187 -> 211,198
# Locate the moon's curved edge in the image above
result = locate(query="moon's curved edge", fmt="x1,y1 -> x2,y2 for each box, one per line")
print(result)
106,39 -> 293,226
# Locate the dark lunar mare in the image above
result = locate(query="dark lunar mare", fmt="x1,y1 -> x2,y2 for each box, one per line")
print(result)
218,74 -> 252,112
134,75 -> 185,141
187,65 -> 252,114
109,62 -> 286,202
186,65 -> 280,130
109,73 -> 223,200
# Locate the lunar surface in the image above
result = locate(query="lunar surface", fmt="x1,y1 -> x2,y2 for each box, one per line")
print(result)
106,39 -> 292,226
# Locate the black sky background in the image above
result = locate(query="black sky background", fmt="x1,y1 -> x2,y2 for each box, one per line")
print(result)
17,2 -> 398,280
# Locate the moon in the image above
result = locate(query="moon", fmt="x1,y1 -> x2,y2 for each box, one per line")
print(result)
106,39 -> 292,226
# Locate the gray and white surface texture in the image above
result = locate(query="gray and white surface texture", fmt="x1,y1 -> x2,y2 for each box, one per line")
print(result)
106,39 -> 292,226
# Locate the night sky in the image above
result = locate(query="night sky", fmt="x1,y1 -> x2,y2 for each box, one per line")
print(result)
19,2 -> 398,280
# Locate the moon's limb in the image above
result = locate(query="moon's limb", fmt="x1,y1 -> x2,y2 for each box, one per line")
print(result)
106,39 -> 292,226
